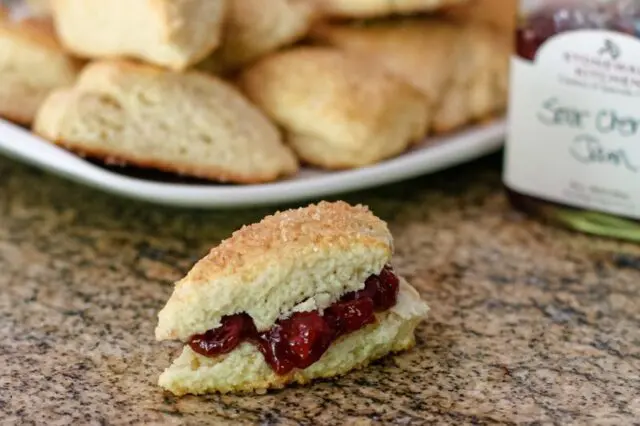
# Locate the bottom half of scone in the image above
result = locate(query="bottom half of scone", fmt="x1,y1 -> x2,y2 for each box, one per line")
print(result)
159,280 -> 428,395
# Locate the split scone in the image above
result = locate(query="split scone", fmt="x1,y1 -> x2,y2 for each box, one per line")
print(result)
318,0 -> 469,18
0,16 -> 80,125
33,60 -> 298,183
156,201 -> 429,395
238,47 -> 430,169
50,0 -> 227,71
199,0 -> 319,74
312,19 -> 510,134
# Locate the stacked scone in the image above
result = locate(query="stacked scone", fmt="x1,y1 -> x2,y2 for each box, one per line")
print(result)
0,0 -> 513,182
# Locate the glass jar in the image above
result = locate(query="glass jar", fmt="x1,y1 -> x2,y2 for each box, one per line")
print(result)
504,0 -> 640,241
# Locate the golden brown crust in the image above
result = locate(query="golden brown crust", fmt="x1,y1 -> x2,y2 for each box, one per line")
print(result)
0,17 -> 60,50
442,0 -> 517,33
238,46 -> 430,169
45,138 -> 297,184
431,110 -> 505,135
188,201 -> 389,282
34,58 -> 298,183
0,109 -> 32,126
156,200 -> 393,340
310,19 -> 461,107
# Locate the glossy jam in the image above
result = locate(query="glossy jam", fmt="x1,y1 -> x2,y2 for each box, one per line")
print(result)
516,1 -> 640,61
189,266 -> 400,375
508,1 -> 640,240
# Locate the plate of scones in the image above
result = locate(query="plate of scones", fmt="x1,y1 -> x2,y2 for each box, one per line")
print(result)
0,0 -> 512,208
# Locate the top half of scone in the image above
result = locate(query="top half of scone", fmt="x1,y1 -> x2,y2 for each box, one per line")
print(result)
156,201 -> 401,343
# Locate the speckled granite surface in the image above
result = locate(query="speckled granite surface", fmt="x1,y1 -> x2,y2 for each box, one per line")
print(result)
1,154 -> 639,425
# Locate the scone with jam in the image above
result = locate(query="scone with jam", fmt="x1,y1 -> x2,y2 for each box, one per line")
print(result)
155,201 -> 429,395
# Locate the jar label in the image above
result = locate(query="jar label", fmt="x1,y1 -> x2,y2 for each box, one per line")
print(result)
505,30 -> 640,219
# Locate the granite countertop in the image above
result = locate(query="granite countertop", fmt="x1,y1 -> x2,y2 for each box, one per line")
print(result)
1,155 -> 638,425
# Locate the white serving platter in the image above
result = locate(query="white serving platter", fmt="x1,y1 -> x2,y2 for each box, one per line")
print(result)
0,118 -> 505,208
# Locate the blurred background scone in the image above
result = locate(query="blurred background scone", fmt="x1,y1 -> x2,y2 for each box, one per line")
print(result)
433,22 -> 509,133
311,19 -> 459,133
318,0 -> 470,18
34,60 -> 299,183
0,14 -> 80,125
238,47 -> 430,169
199,0 -> 319,74
443,0 -> 516,32
25,0 -> 51,17
50,0 -> 227,70
312,18 -> 510,134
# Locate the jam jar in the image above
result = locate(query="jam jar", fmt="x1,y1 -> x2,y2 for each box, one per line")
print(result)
504,0 -> 640,241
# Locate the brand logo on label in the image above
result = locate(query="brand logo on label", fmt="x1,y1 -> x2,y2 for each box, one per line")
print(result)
598,38 -> 621,60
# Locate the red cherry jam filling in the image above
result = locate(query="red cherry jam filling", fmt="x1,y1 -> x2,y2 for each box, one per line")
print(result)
188,265 -> 400,375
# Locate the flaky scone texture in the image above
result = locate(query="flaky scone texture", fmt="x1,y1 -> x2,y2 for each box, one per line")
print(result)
199,0 -> 319,74
318,0 -> 469,18
238,47 -> 430,169
0,17 -> 80,125
33,60 -> 298,183
159,280 -> 429,395
312,19 -> 510,134
156,201 -> 393,341
51,0 -> 227,70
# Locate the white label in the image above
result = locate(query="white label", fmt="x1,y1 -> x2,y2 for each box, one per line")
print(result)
504,30 -> 640,219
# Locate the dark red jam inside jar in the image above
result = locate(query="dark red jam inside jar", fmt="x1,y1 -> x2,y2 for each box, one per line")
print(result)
516,1 -> 638,61
506,0 -> 640,241
188,266 -> 400,375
